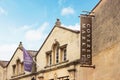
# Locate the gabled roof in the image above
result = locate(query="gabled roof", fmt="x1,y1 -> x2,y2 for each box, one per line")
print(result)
36,19 -> 80,57
90,0 -> 102,14
58,26 -> 80,33
27,50 -> 37,57
7,19 -> 79,67
0,60 -> 9,68
6,43 -> 38,67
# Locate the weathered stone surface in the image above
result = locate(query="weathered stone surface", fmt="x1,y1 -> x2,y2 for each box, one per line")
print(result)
79,0 -> 120,80
92,0 -> 120,54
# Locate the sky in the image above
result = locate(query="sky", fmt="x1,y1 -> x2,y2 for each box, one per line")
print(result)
0,0 -> 99,61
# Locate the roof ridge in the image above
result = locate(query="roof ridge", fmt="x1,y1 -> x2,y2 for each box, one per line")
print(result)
57,26 -> 80,33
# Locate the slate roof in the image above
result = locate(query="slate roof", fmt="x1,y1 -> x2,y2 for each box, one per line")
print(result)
0,60 -> 9,68
27,50 -> 38,57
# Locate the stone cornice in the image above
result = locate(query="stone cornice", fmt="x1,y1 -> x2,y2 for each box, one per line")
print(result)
37,59 -> 80,74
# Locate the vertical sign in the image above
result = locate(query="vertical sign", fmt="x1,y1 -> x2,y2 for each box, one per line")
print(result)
80,15 -> 92,65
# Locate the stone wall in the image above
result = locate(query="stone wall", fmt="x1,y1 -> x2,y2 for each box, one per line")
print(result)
78,0 -> 120,80
79,41 -> 120,80
36,25 -> 80,80
92,0 -> 120,54
36,26 -> 80,70
0,66 -> 3,80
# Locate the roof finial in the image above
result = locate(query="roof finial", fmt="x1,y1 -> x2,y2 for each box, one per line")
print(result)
55,18 -> 61,26
18,41 -> 23,48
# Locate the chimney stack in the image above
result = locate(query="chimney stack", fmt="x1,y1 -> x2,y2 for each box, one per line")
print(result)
55,18 -> 61,27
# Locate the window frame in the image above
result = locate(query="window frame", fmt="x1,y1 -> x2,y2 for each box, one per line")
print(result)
60,44 -> 67,62
46,51 -> 52,66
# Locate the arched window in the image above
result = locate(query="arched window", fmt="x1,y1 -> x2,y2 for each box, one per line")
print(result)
52,40 -> 60,64
46,40 -> 67,66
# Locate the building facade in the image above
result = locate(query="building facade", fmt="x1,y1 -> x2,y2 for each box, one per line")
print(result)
36,19 -> 80,80
0,0 -> 120,80
6,43 -> 37,80
5,19 -> 80,80
0,61 -> 8,80
80,0 -> 120,80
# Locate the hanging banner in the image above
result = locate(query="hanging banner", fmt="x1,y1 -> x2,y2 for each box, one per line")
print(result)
80,15 -> 92,65
23,47 -> 33,72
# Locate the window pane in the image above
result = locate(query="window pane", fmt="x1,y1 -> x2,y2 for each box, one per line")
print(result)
64,49 -> 67,61
56,48 -> 59,63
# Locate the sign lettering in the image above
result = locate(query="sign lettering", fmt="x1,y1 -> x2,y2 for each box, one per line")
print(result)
80,15 -> 92,65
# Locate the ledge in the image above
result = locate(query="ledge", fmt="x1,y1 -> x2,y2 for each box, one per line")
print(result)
37,59 -> 80,74
45,60 -> 69,68
11,72 -> 25,78
10,72 -> 37,80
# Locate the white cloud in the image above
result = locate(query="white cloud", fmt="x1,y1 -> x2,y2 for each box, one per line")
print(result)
0,7 -> 7,15
25,22 -> 49,41
0,44 -> 17,60
62,23 -> 80,30
61,7 -> 75,16
0,22 -> 49,60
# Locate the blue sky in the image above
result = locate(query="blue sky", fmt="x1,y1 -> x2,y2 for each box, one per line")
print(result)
0,0 -> 99,60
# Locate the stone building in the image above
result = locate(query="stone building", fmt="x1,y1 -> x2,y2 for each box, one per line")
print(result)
0,60 -> 8,80
4,18 -> 80,80
0,0 -> 120,80
79,0 -> 120,80
36,19 -> 80,80
6,42 -> 37,80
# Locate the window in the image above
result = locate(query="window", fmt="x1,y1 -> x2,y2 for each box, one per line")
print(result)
60,44 -> 67,62
49,54 -> 52,65
12,59 -> 24,77
46,51 -> 52,66
12,65 -> 16,75
16,59 -> 20,75
52,40 -> 60,64
56,47 -> 59,63
21,62 -> 24,73
46,40 -> 68,66
63,48 -> 67,61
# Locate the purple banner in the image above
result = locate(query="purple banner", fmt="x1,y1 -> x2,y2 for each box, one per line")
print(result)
23,47 -> 33,72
